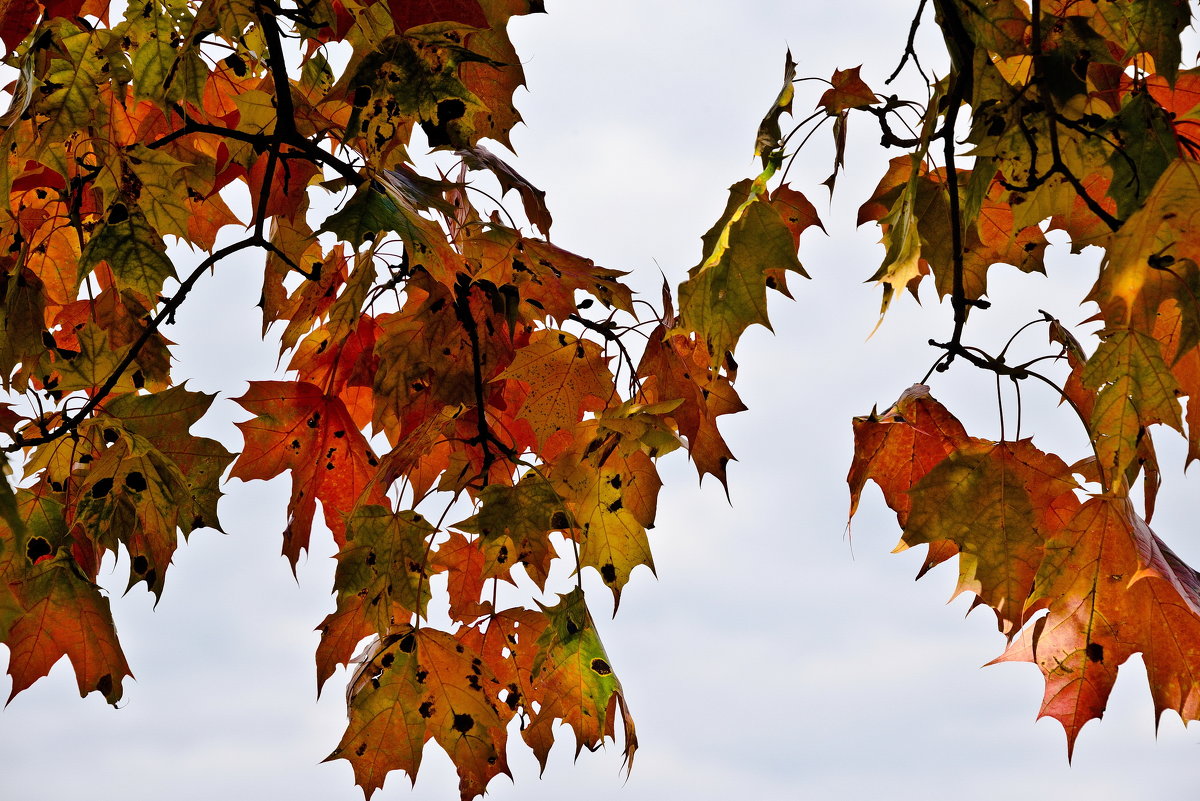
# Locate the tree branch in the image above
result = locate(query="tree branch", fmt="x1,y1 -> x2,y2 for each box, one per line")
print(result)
6,237 -> 263,452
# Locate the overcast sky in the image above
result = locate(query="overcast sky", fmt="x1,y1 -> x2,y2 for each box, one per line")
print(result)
3,2 -> 1200,799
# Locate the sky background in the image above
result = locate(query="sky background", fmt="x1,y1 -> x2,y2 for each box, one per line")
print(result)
3,1 -> 1200,799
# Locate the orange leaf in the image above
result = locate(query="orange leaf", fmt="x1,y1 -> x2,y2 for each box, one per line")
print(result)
230,381 -> 387,568
328,627 -> 511,800
817,66 -> 876,115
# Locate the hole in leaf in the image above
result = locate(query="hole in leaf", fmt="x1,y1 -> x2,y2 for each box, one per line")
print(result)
223,53 -> 246,76
26,536 -> 52,563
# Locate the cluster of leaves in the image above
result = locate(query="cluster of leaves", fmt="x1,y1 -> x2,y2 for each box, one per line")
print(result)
741,0 -> 1200,753
0,0 -> 817,797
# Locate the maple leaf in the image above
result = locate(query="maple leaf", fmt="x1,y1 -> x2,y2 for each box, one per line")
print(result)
524,588 -> 636,772
994,497 -> 1200,753
1094,0 -> 1191,83
859,155 -> 931,319
1096,159 -> 1200,332
552,427 -> 660,607
457,606 -> 548,730
637,326 -> 743,485
463,226 -> 634,321
79,203 -> 177,303
0,0 -> 38,53
817,66 -> 877,115
231,381 -> 388,568
101,386 -> 234,533
678,180 -> 809,362
496,329 -> 615,454
754,50 -> 796,165
1081,328 -> 1182,487
430,530 -> 492,622
848,385 -> 970,529
316,506 -> 441,691
905,440 -> 1080,636
371,278 -> 516,439
70,426 -> 200,597
454,472 -> 561,590
327,626 -> 511,800
458,144 -> 552,236
4,551 -> 132,705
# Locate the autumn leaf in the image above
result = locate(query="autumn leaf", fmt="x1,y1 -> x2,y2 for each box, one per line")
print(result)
817,66 -> 877,115
458,606 -> 548,730
637,326 -> 744,486
1081,328 -> 1182,487
994,497 -> 1200,753
4,551 -> 132,705
524,588 -> 636,772
327,626 -> 511,800
848,384 -> 970,528
905,440 -> 1079,636
458,144 -> 552,236
496,330 -> 615,454
14,0 -> 1200,786
231,381 -> 388,568
430,530 -> 491,622
0,0 -> 38,53
454,472 -> 561,590
678,180 -> 809,362
79,204 -> 177,302
754,50 -> 796,165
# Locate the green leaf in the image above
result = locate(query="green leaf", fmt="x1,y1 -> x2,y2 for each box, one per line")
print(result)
1104,92 -> 1178,218
80,204 -> 177,301
678,186 -> 806,361
1082,329 -> 1183,485
1097,0 -> 1190,84
332,505 -> 437,632
455,473 -> 561,589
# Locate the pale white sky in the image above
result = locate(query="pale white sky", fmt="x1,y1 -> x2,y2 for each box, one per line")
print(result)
3,2 -> 1200,800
